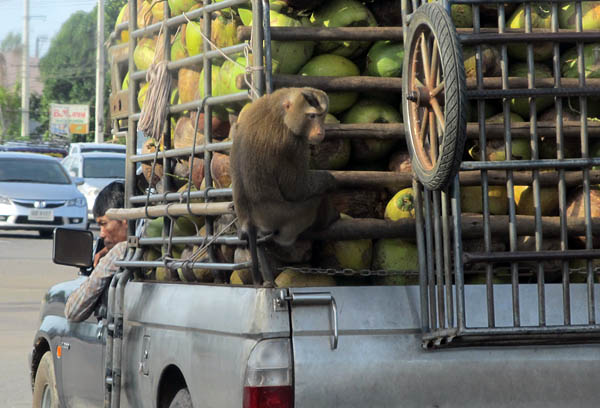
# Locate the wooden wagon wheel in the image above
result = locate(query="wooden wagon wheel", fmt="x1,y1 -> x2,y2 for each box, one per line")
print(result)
402,2 -> 467,190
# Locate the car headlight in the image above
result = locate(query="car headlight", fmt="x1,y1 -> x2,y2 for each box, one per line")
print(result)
0,195 -> 11,205
66,197 -> 86,207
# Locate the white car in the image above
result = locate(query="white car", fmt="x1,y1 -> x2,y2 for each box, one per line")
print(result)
0,152 -> 87,237
61,152 -> 125,220
68,142 -> 126,156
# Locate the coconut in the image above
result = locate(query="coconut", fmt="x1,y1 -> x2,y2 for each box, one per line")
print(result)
365,41 -> 404,77
538,106 -> 582,158
115,4 -> 130,43
137,82 -> 149,110
509,63 -> 554,117
467,100 -> 500,122
169,0 -> 201,15
469,139 -> 532,161
567,186 -> 600,219
561,43 -> 600,118
171,29 -> 188,62
142,247 -> 161,280
177,245 -> 199,282
559,2 -> 600,30
317,214 -> 373,271
460,185 -> 508,215
210,152 -> 231,188
384,187 -> 415,221
173,116 -> 204,150
388,149 -> 412,174
371,239 -> 419,285
134,37 -> 159,71
299,54 -> 360,113
178,66 -> 201,103
275,268 -> 337,287
514,185 -> 559,216
451,4 -> 473,28
331,189 -> 387,219
507,4 -> 553,62
141,137 -> 163,185
189,110 -> 231,140
367,0 -> 402,26
311,0 -> 378,58
462,45 -> 501,78
310,114 -> 351,169
238,8 -> 315,74
517,236 -> 565,281
138,0 -> 157,28
343,99 -> 401,163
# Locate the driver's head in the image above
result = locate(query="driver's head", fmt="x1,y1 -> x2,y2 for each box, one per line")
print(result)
93,181 -> 127,250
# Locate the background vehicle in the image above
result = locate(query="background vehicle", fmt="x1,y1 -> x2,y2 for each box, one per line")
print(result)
0,142 -> 67,159
61,152 -> 125,219
67,142 -> 126,156
30,0 -> 600,407
0,152 -> 87,237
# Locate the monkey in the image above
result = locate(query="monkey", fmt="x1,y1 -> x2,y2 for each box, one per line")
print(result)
229,87 -> 339,248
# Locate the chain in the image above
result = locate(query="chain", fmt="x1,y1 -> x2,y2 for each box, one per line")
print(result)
279,266 -> 419,277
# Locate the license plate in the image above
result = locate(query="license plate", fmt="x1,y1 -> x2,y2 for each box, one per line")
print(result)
28,209 -> 54,221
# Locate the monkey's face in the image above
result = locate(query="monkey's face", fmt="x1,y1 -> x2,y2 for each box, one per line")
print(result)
283,89 -> 329,144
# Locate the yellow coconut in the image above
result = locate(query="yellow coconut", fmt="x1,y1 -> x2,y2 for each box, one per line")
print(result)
514,185 -> 559,216
460,185 -> 508,215
275,268 -> 336,287
384,187 -> 415,220
371,238 -> 419,285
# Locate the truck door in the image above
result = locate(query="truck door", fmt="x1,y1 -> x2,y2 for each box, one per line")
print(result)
59,299 -> 106,407
287,285 -> 422,408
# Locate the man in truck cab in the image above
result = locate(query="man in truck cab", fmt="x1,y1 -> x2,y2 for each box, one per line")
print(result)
65,181 -> 128,322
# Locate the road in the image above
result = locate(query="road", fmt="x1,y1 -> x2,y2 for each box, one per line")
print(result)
0,231 -> 75,408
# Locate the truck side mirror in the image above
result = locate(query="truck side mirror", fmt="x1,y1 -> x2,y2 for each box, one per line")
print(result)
53,228 -> 94,268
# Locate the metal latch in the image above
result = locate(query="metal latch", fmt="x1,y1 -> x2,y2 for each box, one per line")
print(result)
280,291 -> 339,350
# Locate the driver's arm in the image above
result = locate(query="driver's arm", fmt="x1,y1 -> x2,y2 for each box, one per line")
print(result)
65,241 -> 128,322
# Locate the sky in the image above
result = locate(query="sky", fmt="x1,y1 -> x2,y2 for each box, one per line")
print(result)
0,0 -> 98,58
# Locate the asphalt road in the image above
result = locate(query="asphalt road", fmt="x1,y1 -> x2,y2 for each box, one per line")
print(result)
0,231 -> 76,408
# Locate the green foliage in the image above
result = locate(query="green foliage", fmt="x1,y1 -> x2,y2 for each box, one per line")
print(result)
0,85 -> 21,141
38,0 -> 126,141
0,32 -> 22,53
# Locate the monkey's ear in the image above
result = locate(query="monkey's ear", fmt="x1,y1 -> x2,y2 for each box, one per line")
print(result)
282,98 -> 292,111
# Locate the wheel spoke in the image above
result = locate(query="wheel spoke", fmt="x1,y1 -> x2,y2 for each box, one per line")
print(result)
419,108 -> 429,144
430,97 -> 445,129
431,81 -> 445,97
429,38 -> 439,89
429,110 -> 437,163
420,32 -> 431,87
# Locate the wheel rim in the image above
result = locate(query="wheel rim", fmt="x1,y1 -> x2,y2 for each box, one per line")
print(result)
41,384 -> 52,408
407,23 -> 445,172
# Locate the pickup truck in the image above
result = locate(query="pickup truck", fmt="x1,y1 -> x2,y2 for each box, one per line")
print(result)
29,0 -> 600,406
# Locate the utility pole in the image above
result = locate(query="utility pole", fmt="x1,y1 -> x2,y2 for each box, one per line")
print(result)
95,0 -> 105,143
21,0 -> 30,139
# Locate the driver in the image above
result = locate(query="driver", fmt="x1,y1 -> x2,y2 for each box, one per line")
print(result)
65,181 -> 128,322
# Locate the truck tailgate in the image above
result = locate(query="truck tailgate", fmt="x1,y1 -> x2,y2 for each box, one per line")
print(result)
289,285 -> 600,408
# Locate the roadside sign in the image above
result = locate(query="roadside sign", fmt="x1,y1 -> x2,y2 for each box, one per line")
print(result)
50,104 -> 89,135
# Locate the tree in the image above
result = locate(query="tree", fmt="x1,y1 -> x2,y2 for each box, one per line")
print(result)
0,85 -> 21,142
38,0 -> 127,141
0,32 -> 22,53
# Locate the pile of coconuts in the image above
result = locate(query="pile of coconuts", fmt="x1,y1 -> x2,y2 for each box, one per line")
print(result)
114,0 -> 600,286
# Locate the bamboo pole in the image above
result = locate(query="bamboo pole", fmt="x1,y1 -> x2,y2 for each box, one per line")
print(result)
106,202 -> 234,220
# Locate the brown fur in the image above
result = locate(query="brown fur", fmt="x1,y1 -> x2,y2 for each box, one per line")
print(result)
230,87 -> 337,246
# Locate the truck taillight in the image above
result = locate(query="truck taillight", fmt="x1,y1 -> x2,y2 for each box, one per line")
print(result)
243,339 -> 293,408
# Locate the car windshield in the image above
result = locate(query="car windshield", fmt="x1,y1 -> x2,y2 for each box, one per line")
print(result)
83,157 -> 125,178
0,158 -> 71,184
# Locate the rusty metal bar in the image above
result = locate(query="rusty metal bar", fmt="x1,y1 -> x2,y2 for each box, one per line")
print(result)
414,180 -> 430,333
441,188 -> 454,329
424,189 -> 437,330
433,190 -> 445,329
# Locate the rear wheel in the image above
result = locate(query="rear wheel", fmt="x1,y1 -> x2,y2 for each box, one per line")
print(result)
32,352 -> 59,408
168,388 -> 193,408
402,2 -> 467,190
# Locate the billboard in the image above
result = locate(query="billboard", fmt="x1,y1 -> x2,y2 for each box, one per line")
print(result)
50,104 -> 89,135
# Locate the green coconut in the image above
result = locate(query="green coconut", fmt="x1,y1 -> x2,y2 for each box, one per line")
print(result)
115,4 -> 129,43
559,2 -> 600,30
122,71 -> 130,91
371,239 -> 419,285
299,54 -> 360,113
507,3 -> 553,62
137,82 -> 149,110
561,43 -> 600,118
168,0 -> 201,15
239,8 -> 315,74
310,0 -> 378,58
275,268 -> 337,287
343,99 -> 401,163
509,63 -> 554,117
462,45 -> 501,78
310,114 -> 351,170
133,37 -> 157,71
384,187 -> 415,221
365,41 -> 404,77
198,63 -> 229,119
514,184 -> 559,216
460,185 -> 508,215
451,4 -> 473,28
318,238 -> 373,271
171,29 -> 188,62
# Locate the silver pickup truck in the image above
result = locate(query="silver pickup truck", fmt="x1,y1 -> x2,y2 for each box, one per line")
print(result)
30,0 -> 600,406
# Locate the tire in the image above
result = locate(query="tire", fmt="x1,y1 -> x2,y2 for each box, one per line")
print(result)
169,388 -> 193,408
32,351 -> 60,408
402,2 -> 467,190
